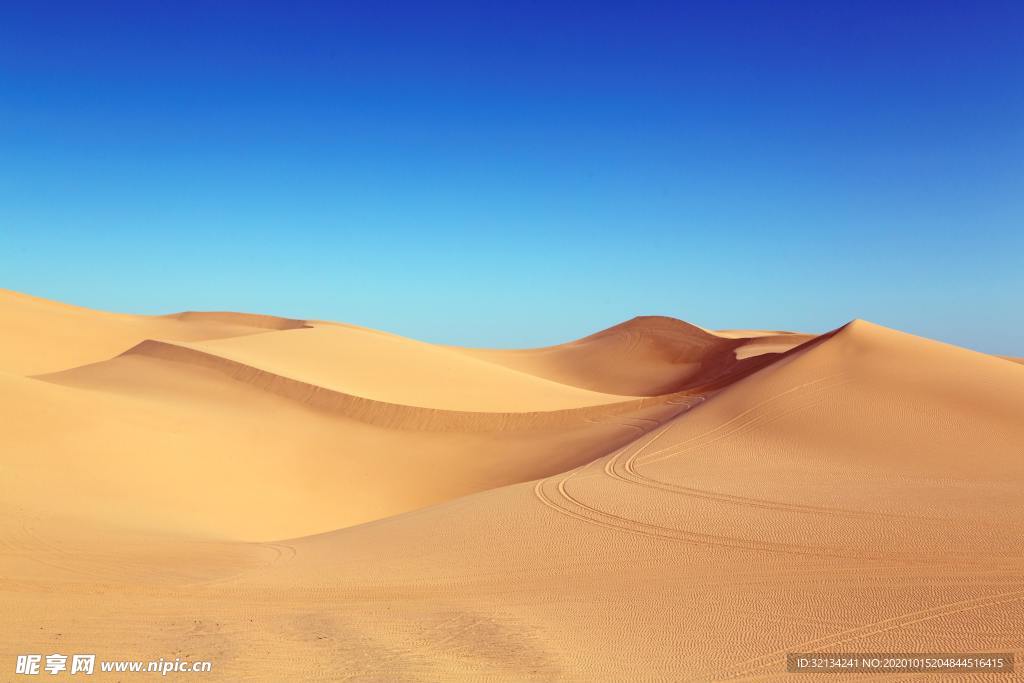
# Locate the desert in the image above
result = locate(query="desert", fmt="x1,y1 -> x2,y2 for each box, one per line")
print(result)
4,2 -> 1022,679
1,288 -> 1021,680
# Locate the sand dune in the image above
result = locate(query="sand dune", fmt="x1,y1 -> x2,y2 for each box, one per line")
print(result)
130,324 -> 636,412
43,337 -> 669,425
6,294 -> 710,539
12,361 -> 691,539
462,315 -> 796,395
161,310 -> 310,330
0,289 -> 303,375
1,291 -> 1022,680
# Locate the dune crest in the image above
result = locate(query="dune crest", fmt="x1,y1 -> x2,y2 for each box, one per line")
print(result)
462,314 -> 800,396
43,337 -> 693,431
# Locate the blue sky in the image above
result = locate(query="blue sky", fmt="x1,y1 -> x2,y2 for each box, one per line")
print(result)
1,2 -> 1021,352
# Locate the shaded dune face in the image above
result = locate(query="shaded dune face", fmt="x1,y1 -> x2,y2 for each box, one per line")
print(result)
462,315 -> 802,396
2,289 -> 1022,681
534,320 -> 1024,562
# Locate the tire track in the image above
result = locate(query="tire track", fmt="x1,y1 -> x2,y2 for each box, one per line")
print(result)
535,469 -> 902,561
633,373 -> 853,468
531,374 -> 988,561
604,383 -> 938,522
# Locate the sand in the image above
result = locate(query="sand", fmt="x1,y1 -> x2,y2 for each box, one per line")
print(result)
1,289 -> 1022,681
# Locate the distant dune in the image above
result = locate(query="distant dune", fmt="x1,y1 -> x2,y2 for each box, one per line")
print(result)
462,315 -> 808,395
0,289 -> 298,375
1,289 -> 1021,681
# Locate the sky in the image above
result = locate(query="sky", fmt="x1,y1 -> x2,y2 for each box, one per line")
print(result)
1,1 -> 1022,352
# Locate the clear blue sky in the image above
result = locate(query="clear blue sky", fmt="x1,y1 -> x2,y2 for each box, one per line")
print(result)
1,2 -> 1021,352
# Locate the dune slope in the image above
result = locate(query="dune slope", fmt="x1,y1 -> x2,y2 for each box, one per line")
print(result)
10,362 -> 694,539
225,320 -> 1023,680
5,293 -> 736,540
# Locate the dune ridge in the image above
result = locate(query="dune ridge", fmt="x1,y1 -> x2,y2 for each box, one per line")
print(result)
462,314 -> 798,396
42,326 -> 791,432
53,337 -> 698,432
162,324 -> 639,412
160,310 -> 311,330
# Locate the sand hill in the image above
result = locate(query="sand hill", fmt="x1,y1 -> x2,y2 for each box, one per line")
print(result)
1,289 -> 1021,681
